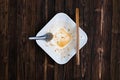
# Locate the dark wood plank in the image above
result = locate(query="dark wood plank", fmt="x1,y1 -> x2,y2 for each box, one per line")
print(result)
16,0 -> 26,80
112,0 -> 120,34
26,0 -> 36,80
111,0 -> 120,80
91,0 -> 112,80
55,0 -> 65,13
8,0 -> 18,79
54,64 -> 65,80
111,34 -> 120,80
17,0 -> 36,80
80,0 -> 93,80
0,0 -> 9,80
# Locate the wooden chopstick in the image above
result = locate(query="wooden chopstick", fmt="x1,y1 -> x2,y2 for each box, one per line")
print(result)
76,8 -> 80,65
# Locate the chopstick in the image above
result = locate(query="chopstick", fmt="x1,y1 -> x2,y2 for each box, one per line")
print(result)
76,8 -> 80,65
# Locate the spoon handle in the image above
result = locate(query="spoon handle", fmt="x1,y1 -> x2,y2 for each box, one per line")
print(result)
29,36 -> 46,40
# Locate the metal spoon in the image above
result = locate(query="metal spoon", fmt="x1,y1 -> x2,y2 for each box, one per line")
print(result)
29,33 -> 53,41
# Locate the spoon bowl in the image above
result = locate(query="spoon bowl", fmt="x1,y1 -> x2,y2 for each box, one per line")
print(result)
29,33 -> 53,42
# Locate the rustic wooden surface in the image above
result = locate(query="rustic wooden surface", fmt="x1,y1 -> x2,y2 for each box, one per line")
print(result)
0,0 -> 119,80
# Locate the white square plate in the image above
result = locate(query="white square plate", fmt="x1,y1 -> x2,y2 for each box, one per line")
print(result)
36,13 -> 88,64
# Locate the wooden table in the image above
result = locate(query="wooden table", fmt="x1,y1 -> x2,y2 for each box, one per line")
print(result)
0,0 -> 120,80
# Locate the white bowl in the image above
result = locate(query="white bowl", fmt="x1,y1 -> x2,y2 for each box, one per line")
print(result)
36,13 -> 88,64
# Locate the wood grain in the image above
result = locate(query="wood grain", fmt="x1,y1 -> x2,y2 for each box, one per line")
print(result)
111,0 -> 120,80
91,0 -> 112,80
80,0 -> 94,79
0,0 -> 9,80
0,0 -> 119,80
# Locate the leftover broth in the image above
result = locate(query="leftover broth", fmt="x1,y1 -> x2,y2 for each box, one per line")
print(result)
54,28 -> 72,48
